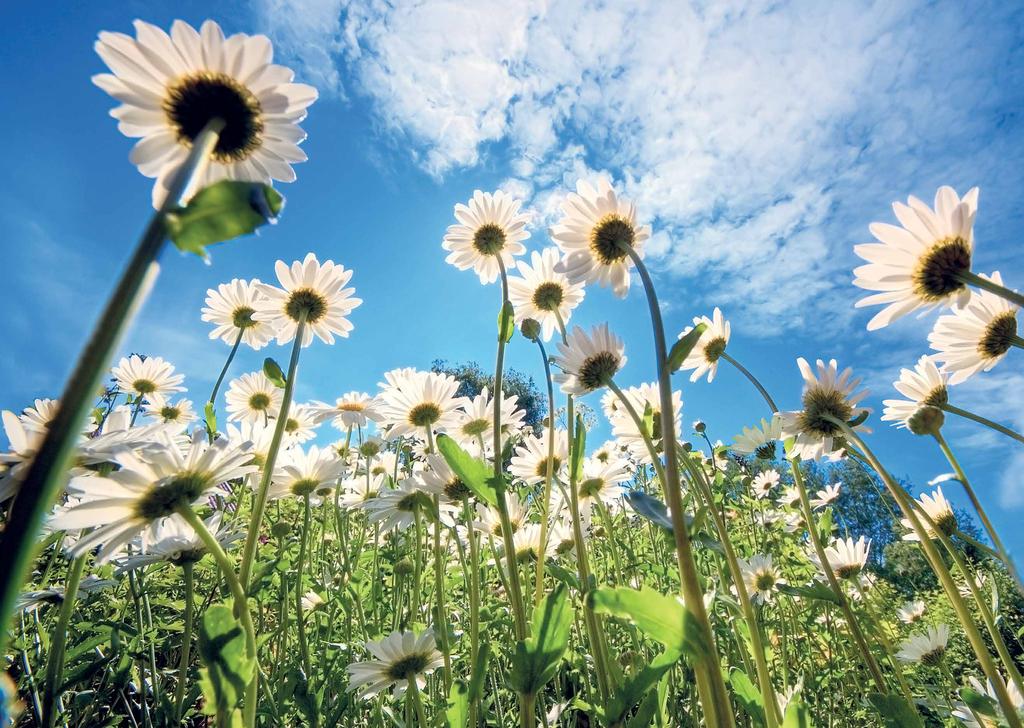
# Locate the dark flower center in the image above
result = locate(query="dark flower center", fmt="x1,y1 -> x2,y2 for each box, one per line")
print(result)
443,478 -> 473,501
285,288 -> 328,324
703,337 -> 727,363
249,393 -> 271,411
135,472 -> 211,521
132,379 -> 157,395
385,653 -> 430,681
232,306 -> 256,329
291,478 -> 320,496
979,311 -> 1018,360
473,223 -> 506,256
923,386 -> 948,407
755,572 -> 776,591
532,282 -> 564,311
919,646 -> 946,667
590,215 -> 635,265
579,477 -> 604,499
834,563 -> 862,579
912,237 -> 971,302
160,406 -> 181,421
754,442 -> 776,460
534,456 -> 562,479
461,418 -> 489,437
408,403 -> 441,427
164,71 -> 263,162
577,352 -> 621,391
798,387 -> 853,438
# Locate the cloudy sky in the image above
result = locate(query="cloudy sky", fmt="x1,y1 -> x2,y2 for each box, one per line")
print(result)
2,1 -> 1023,549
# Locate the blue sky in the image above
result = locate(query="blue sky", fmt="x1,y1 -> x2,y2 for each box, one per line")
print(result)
2,1 -> 1024,553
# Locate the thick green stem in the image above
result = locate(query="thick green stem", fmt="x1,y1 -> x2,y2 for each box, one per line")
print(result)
824,417 -> 1023,728
295,495 -> 315,686
0,119 -> 224,646
240,313 -> 307,588
932,431 -> 1024,597
720,351 -> 778,414
173,561 -> 196,723
956,270 -> 1024,308
41,554 -> 87,728
176,505 -> 258,728
621,245 -> 734,727
941,403 -> 1024,446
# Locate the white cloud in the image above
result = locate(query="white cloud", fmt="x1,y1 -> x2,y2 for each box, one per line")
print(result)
252,0 -> 1024,330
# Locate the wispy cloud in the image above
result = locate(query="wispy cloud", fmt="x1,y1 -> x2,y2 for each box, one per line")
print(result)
252,0 -> 1024,332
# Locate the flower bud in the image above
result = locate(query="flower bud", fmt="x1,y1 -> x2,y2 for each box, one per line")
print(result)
520,318 -> 542,341
908,405 -> 944,436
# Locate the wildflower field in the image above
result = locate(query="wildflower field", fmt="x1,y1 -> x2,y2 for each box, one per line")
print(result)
3,14 -> 1024,728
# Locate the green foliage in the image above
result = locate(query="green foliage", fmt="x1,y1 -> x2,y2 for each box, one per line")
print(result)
667,322 -> 707,372
166,180 -> 283,259
431,359 -> 546,431
589,586 -> 708,660
509,585 -> 573,696
866,693 -> 924,728
198,604 -> 255,720
263,357 -> 287,388
436,434 -> 497,505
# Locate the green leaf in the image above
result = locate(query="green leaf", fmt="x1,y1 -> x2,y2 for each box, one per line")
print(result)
817,508 -> 835,542
570,413 -> 586,483
959,687 -> 997,718
204,401 -> 217,435
498,301 -> 515,343
848,410 -> 870,428
467,640 -> 490,705
436,434 -> 497,506
667,322 -> 707,372
782,700 -> 813,728
446,680 -> 469,728
777,580 -> 841,606
509,585 -> 573,696
625,491 -> 674,532
730,669 -> 766,726
604,649 -> 682,724
867,693 -> 923,728
263,358 -> 287,388
627,689 -> 662,728
642,403 -> 655,441
166,180 -> 284,259
589,586 -> 709,660
197,604 -> 255,717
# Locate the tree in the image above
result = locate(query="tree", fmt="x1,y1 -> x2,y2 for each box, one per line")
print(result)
430,359 -> 546,432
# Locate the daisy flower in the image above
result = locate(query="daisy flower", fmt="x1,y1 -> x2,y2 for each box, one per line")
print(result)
550,178 -> 651,298
500,523 -> 556,563
507,248 -> 585,341
116,511 -> 239,571
93,19 -> 316,207
346,629 -> 444,700
311,391 -> 381,431
576,457 -> 632,510
111,354 -> 185,406
952,675 -> 1024,727
853,186 -> 978,330
897,600 -> 926,625
49,433 -> 255,562
300,591 -> 325,613
552,324 -> 627,395
732,416 -> 782,460
417,454 -> 475,506
928,271 -> 1021,384
268,445 -> 346,500
376,370 -> 467,440
896,624 -> 950,665
0,411 -> 47,504
453,387 -> 525,452
20,399 -> 60,434
201,278 -> 275,350
338,472 -> 384,508
817,536 -> 870,580
281,404 -> 320,445
810,483 -> 841,509
738,554 -> 786,604
255,253 -> 362,347
900,486 -> 957,541
778,358 -> 869,461
608,383 -> 683,465
679,308 -> 731,383
144,398 -> 196,428
359,480 -> 431,531
508,430 -> 569,486
591,439 -> 625,465
225,371 -> 282,423
750,470 -> 780,500
473,496 -> 531,538
442,190 -> 530,284
881,356 -> 949,431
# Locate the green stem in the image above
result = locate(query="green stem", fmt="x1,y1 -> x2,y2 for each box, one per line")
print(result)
408,677 -> 429,726
720,351 -> 778,413
296,495 -> 315,686
789,459 -> 889,694
0,119 -> 224,646
462,496 -> 482,727
173,561 -> 196,724
932,431 -> 1024,597
823,416 -> 1023,728
176,505 -> 258,728
941,403 -> 1024,446
41,554 -> 87,728
956,270 -> 1024,308
620,245 -> 734,727
208,327 -> 245,407
532,337 -> 557,606
240,313 -> 307,587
